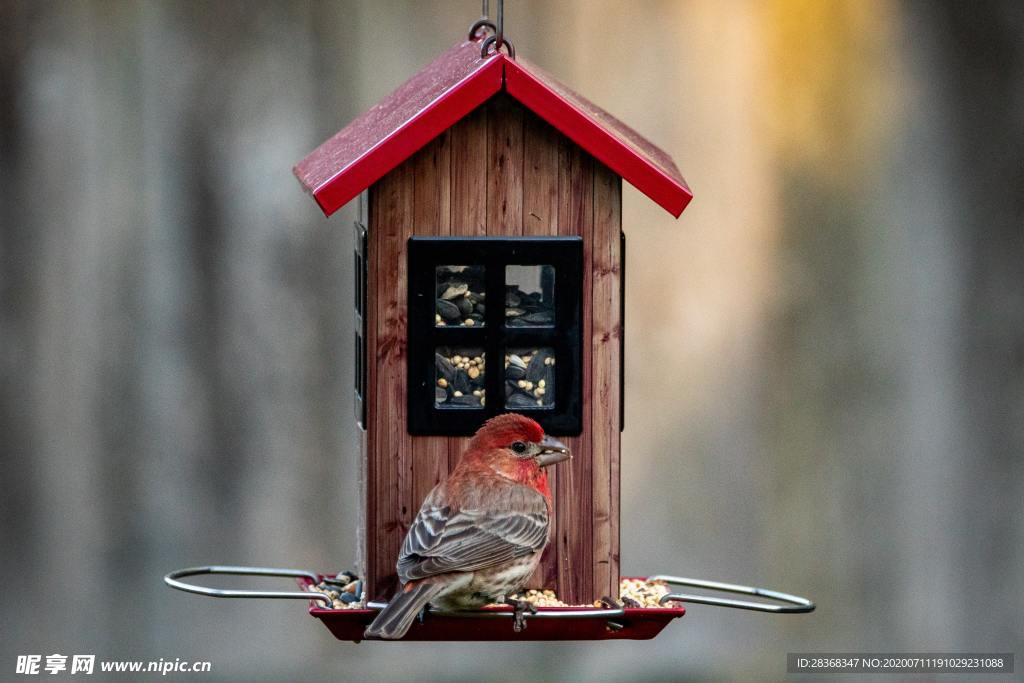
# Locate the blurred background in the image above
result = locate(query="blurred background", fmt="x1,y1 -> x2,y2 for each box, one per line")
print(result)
2,0 -> 1022,680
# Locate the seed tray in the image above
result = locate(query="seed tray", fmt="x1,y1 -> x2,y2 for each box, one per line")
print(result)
303,575 -> 685,642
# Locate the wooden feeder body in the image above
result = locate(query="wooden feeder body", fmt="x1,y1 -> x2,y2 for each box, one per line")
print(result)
364,93 -> 622,605
294,40 -> 691,609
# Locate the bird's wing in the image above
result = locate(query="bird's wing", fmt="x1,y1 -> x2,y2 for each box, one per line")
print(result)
397,483 -> 549,583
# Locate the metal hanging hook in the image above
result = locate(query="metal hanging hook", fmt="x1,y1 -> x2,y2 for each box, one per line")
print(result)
475,0 -> 516,58
480,34 -> 515,59
468,0 -> 496,40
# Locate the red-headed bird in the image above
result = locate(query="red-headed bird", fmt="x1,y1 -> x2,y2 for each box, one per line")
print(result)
364,413 -> 570,639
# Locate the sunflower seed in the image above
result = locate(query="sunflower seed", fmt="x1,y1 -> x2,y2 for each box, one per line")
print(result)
436,299 -> 461,321
507,393 -> 538,409
526,350 -> 552,381
436,354 -> 455,382
440,283 -> 469,300
521,311 -> 553,324
506,364 -> 526,381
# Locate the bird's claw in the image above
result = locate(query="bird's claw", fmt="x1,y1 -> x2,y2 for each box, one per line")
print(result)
504,598 -> 537,633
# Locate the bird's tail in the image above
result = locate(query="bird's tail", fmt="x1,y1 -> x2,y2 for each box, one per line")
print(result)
364,582 -> 445,640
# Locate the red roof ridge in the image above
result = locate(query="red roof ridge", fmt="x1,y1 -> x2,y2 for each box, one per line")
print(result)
294,38 -> 691,218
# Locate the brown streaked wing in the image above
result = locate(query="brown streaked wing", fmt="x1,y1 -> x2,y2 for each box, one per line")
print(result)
397,483 -> 549,583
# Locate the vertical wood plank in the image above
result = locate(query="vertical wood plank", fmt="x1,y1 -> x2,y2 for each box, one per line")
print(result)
486,93 -> 524,235
450,107 -> 489,238
521,109 -> 562,589
522,110 -> 560,237
591,164 -> 622,599
411,134 -> 452,517
557,138 -> 594,605
368,160 -> 414,600
447,105 -> 489,471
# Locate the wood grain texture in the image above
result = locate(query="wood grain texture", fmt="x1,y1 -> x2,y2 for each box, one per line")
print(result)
411,134 -> 452,519
557,138 -> 595,606
522,108 -> 562,589
450,106 -> 489,240
367,160 -> 414,601
366,96 -> 622,606
591,163 -> 622,599
522,110 -> 561,237
447,105 -> 490,472
486,94 -> 524,235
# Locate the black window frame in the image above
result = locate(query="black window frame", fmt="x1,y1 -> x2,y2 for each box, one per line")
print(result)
407,236 -> 583,436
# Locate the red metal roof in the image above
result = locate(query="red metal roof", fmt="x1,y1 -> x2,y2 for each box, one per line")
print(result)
294,39 -> 692,218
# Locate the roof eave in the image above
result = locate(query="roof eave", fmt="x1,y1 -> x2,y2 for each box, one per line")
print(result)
503,59 -> 693,218
306,55 -> 504,217
294,42 -> 692,219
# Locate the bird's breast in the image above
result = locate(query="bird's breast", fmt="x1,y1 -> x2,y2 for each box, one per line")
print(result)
431,552 -> 543,611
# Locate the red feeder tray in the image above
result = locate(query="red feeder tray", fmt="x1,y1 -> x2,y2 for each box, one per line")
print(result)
304,576 -> 684,642
164,566 -> 812,643
309,604 -> 683,642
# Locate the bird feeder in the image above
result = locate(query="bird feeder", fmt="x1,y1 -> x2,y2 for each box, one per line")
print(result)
165,15 -> 814,643
293,32 -> 696,615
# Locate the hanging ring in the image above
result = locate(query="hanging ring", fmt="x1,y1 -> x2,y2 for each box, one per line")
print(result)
468,18 -> 496,41
480,34 -> 515,60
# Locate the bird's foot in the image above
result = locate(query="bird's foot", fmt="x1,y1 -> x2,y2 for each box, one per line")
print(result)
417,604 -> 429,624
504,597 -> 537,633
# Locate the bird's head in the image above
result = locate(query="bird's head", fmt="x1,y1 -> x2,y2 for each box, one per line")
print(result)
467,413 -> 571,474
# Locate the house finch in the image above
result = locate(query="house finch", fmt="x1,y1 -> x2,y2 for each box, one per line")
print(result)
364,413 -> 570,639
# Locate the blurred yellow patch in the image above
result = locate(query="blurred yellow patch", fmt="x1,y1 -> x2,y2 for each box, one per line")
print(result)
761,0 -> 897,183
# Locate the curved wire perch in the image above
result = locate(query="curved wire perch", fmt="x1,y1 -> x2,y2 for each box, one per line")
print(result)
649,575 -> 815,613
164,566 -> 334,607
163,566 -> 628,620
165,567 -> 813,616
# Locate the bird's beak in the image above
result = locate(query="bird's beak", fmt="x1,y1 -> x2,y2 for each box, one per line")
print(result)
536,435 -> 571,467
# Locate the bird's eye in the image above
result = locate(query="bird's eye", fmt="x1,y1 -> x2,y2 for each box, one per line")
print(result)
511,441 -> 528,454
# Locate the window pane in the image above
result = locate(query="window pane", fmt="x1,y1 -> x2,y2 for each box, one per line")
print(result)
504,347 -> 555,409
505,265 -> 555,327
436,347 -> 486,409
436,265 -> 485,327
